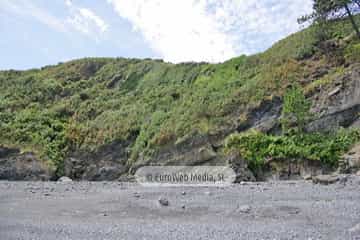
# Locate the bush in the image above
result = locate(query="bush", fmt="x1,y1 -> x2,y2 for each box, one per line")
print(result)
281,84 -> 311,134
225,129 -> 360,171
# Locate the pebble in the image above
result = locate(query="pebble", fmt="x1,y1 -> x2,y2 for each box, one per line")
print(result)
349,223 -> 360,233
57,176 -> 73,183
238,205 -> 251,213
158,197 -> 169,206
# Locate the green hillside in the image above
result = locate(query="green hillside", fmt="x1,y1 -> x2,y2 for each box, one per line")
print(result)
1,16 -> 360,176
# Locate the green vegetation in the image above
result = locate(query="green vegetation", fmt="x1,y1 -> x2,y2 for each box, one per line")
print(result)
225,85 -> 360,171
225,129 -> 360,172
281,84 -> 312,134
1,15 -> 360,176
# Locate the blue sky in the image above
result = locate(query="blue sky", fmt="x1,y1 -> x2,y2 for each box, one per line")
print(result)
0,0 -> 313,70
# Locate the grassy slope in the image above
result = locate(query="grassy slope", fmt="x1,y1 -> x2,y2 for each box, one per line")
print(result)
0,16 -> 360,173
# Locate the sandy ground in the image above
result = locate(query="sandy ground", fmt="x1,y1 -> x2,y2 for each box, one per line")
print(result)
1,178 -> 360,240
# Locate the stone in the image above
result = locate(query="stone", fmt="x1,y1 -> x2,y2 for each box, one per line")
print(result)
328,87 -> 341,97
57,176 -> 73,182
158,197 -> 169,206
238,205 -> 251,213
303,174 -> 312,181
312,175 -> 340,185
349,223 -> 360,234
342,144 -> 360,170
357,170 -> 360,176
181,191 -> 186,195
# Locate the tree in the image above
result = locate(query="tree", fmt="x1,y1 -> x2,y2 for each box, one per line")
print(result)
299,0 -> 360,39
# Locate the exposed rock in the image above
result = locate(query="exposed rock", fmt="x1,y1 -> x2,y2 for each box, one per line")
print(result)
65,139 -> 133,180
57,176 -> 72,182
308,64 -> 360,132
341,144 -> 360,173
263,158 -> 331,181
158,197 -> 169,206
312,174 -> 340,185
0,147 -> 53,181
226,153 -> 256,182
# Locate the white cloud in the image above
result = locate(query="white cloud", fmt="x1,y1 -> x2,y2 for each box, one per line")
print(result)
0,0 -> 68,33
65,0 -> 109,38
0,0 -> 108,40
108,0 -> 313,63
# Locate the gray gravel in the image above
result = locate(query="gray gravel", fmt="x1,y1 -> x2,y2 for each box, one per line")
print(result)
1,177 -> 360,240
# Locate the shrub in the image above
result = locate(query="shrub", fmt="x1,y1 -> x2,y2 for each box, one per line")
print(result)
225,129 -> 360,171
281,84 -> 311,134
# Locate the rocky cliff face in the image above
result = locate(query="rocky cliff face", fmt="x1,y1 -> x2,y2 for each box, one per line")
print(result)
0,147 -> 53,180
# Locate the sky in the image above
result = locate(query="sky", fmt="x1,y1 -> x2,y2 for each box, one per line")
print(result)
0,0 -> 313,70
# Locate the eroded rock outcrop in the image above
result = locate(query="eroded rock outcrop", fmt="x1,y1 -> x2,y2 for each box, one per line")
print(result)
0,146 -> 53,180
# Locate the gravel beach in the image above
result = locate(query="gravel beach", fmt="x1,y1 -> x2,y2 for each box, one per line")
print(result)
1,178 -> 360,240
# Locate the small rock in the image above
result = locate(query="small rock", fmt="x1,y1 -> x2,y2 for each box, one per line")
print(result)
158,197 -> 169,206
328,87 -> 341,97
44,193 -> 51,196
133,192 -> 141,198
57,176 -> 72,182
312,175 -> 340,185
238,205 -> 251,213
181,205 -> 186,209
349,223 -> 360,233
181,191 -> 186,196
303,174 -> 312,181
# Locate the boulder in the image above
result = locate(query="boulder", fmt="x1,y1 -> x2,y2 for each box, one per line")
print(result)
312,174 -> 340,185
342,144 -> 360,172
57,176 -> 72,182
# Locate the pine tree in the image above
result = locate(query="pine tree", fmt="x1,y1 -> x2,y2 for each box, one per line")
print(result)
299,0 -> 360,39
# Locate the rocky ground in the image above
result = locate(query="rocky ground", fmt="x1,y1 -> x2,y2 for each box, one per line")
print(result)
1,176 -> 360,240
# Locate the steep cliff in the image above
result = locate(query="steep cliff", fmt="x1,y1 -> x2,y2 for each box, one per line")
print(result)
0,17 -> 359,180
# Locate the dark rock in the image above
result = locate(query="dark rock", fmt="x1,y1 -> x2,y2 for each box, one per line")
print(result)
0,147 -> 53,181
65,139 -> 133,181
158,197 -> 169,206
307,64 -> 360,132
226,153 -> 255,182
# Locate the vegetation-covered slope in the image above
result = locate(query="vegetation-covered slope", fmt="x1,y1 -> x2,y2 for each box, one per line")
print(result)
1,16 -> 360,177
